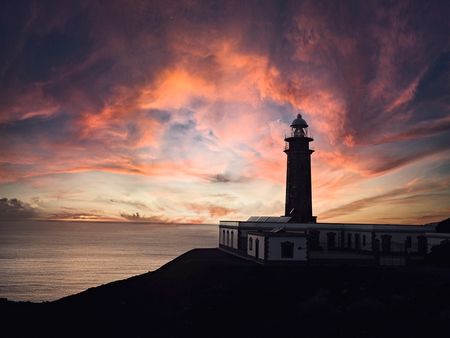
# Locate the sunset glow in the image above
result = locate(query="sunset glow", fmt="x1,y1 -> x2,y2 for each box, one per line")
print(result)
1,1 -> 449,224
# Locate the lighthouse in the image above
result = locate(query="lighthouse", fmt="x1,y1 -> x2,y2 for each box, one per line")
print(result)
219,114 -> 440,266
219,113 -> 436,265
284,113 -> 316,223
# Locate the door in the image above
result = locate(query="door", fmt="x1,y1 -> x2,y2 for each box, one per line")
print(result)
255,238 -> 260,259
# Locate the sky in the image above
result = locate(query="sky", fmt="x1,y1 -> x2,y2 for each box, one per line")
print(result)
0,0 -> 449,224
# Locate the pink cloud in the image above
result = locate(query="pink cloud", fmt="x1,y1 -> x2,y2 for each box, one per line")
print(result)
1,1 -> 449,222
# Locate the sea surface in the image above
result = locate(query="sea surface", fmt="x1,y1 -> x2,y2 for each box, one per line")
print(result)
0,221 -> 218,302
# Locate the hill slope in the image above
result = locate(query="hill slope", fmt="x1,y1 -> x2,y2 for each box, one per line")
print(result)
3,248 -> 450,337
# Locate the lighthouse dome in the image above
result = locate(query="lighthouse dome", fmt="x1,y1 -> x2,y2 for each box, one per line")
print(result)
290,114 -> 308,128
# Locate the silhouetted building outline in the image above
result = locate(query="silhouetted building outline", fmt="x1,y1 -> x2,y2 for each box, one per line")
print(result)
219,114 -> 450,265
284,113 -> 316,223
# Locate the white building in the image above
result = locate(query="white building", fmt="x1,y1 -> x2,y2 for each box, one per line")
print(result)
218,114 -> 447,265
219,218 -> 441,265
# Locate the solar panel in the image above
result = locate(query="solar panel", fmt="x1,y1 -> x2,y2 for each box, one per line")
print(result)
246,216 -> 292,223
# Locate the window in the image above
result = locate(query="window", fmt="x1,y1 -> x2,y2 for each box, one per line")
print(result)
362,235 -> 366,246
226,231 -> 229,246
249,237 -> 253,250
373,238 -> 380,252
327,232 -> 336,249
381,235 -> 391,253
405,236 -> 412,249
222,230 -> 225,244
255,239 -> 260,258
418,236 -> 427,254
281,241 -> 294,258
347,233 -> 352,248
231,232 -> 234,247
309,230 -> 320,250
355,234 -> 360,250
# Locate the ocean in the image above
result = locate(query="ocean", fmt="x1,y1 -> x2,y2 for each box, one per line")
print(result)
0,221 -> 218,302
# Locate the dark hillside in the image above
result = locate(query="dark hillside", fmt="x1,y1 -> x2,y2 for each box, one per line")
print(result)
3,248 -> 450,338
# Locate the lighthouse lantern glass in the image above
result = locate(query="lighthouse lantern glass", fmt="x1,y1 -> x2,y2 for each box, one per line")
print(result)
293,126 -> 306,137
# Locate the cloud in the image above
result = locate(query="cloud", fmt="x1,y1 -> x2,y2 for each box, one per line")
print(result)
206,173 -> 249,183
108,199 -> 153,212
375,115 -> 450,145
320,178 -> 450,223
120,212 -> 178,224
186,203 -> 236,218
0,1 -> 449,223
0,197 -> 39,220
47,211 -> 106,221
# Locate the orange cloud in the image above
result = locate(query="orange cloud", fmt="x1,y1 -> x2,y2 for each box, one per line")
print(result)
1,1 -> 449,224
186,203 -> 236,218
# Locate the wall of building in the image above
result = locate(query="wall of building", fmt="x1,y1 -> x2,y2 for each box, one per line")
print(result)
219,223 -> 433,265
247,234 -> 265,260
340,231 -> 372,251
267,237 -> 307,261
219,226 -> 238,249
313,230 -> 372,251
315,229 -> 424,254
219,227 -> 225,245
373,232 -> 424,253
237,229 -> 253,251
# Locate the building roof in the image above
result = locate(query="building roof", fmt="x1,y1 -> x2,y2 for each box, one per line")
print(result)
290,114 -> 308,128
219,220 -> 435,233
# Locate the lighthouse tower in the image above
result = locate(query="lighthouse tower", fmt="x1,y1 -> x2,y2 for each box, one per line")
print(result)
284,114 -> 316,223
